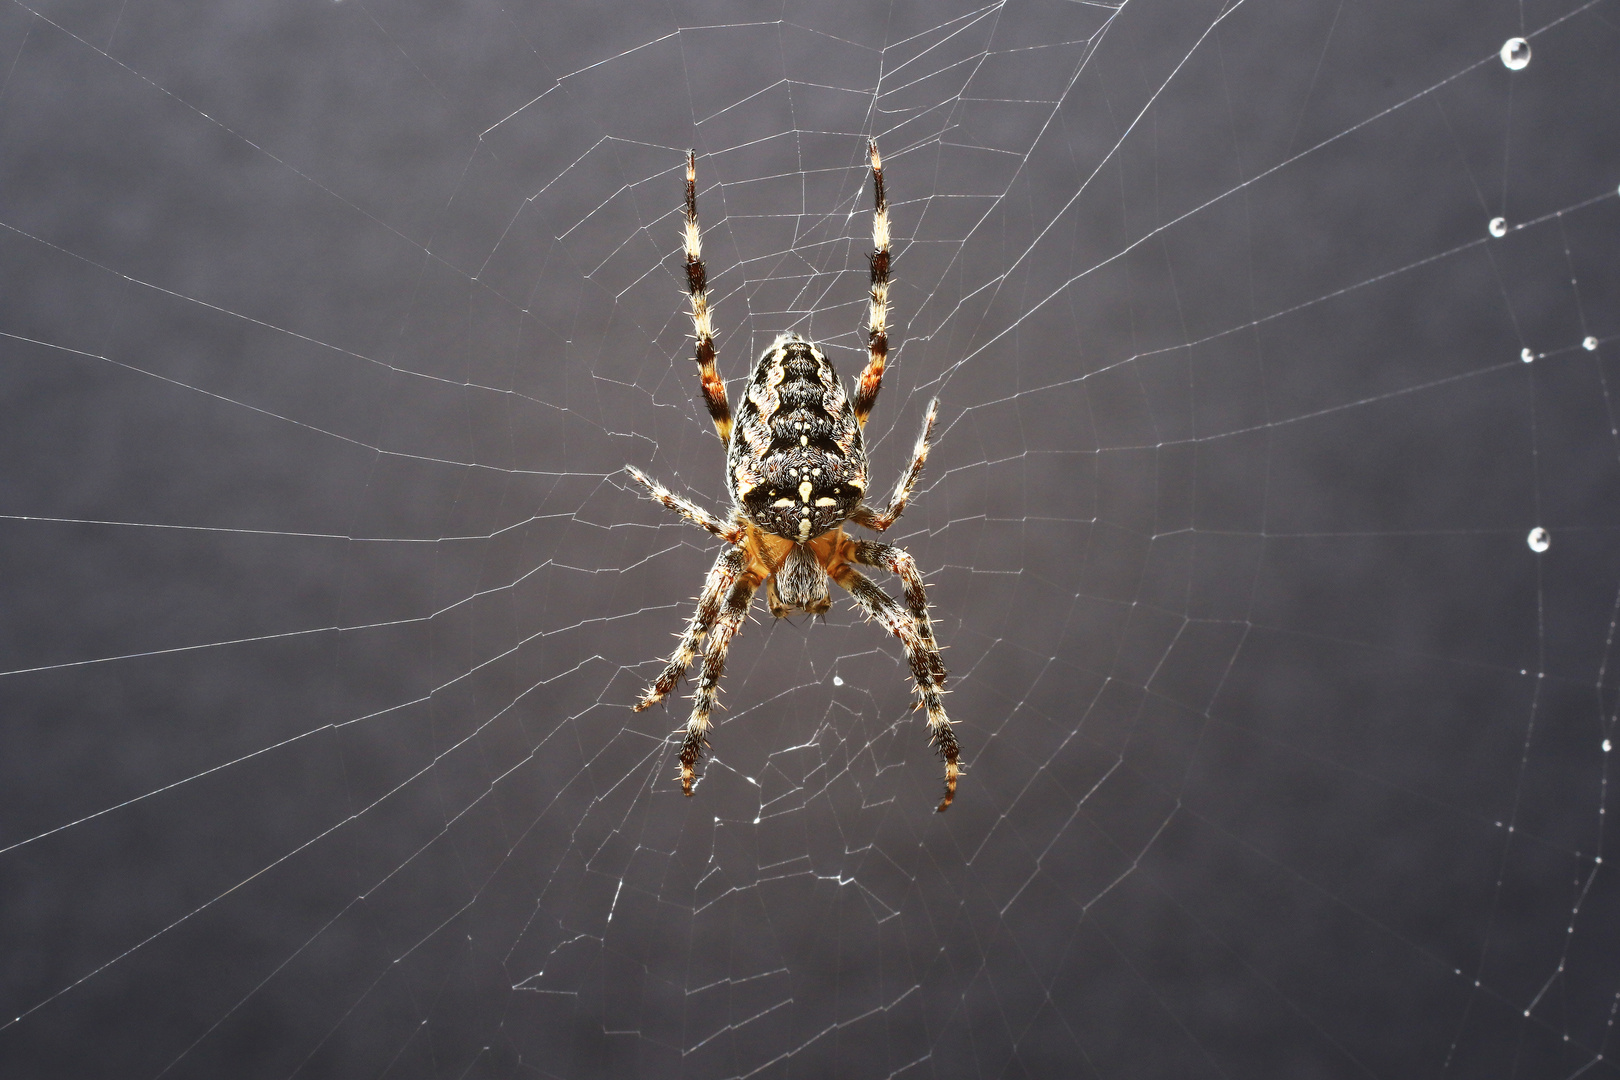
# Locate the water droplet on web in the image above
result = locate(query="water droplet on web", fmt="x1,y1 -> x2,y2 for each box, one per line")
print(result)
1500,37 -> 1530,70
1527,527 -> 1550,553
832,675 -> 844,686
1583,336 -> 1599,351
1521,348 -> 1535,363
1488,217 -> 1508,237
1605,739 -> 1613,753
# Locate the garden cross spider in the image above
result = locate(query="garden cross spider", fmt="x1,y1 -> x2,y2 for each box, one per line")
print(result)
626,141 -> 960,812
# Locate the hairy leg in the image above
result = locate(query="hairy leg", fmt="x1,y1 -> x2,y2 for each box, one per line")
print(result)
852,140 -> 891,427
684,151 -> 732,442
832,563 -> 959,811
847,540 -> 945,683
635,547 -> 745,712
850,397 -> 937,533
678,571 -> 762,794
626,465 -> 743,543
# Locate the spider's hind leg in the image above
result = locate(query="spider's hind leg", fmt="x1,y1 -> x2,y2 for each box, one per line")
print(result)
682,151 -> 733,443
852,139 -> 891,428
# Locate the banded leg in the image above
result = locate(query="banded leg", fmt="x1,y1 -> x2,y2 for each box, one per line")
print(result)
850,398 -> 937,533
832,563 -> 959,812
678,571 -> 762,795
852,139 -> 891,427
636,547 -> 745,712
849,540 -> 945,684
684,152 -> 732,442
626,465 -> 743,543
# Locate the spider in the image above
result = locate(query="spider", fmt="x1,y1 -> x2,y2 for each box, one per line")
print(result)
625,141 -> 961,812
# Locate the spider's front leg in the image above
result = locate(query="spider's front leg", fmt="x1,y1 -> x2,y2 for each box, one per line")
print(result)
848,540 -> 944,683
635,546 -> 745,712
831,562 -> 959,812
678,570 -> 762,795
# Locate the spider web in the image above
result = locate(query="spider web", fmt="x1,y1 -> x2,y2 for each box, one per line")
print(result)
2,0 -> 1618,1076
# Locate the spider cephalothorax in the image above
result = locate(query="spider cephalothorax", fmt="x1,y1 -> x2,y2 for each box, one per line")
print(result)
625,142 -> 960,811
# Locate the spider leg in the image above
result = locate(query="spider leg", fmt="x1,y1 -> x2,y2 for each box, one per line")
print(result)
831,562 -> 959,812
635,546 -> 745,712
852,139 -> 890,428
847,539 -> 945,684
626,465 -> 744,543
683,151 -> 733,443
678,570 -> 762,795
850,397 -> 937,533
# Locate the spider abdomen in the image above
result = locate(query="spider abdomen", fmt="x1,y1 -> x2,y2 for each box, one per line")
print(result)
729,335 -> 868,540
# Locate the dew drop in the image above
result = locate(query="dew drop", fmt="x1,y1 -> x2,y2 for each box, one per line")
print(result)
1488,216 -> 1508,238
1500,37 -> 1531,70
1604,739 -> 1613,753
1583,336 -> 1599,351
832,675 -> 844,686
1521,347 -> 1535,363
1527,527 -> 1550,553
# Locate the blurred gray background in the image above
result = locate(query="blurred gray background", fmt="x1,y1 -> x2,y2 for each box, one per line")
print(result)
2,0 -> 1618,1076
